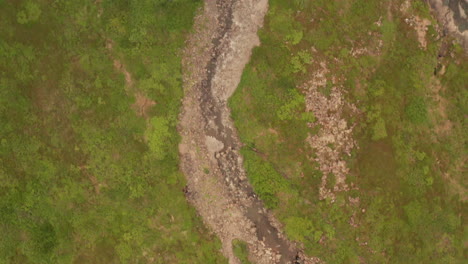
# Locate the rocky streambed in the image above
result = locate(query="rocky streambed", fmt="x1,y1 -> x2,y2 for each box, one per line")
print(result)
428,0 -> 468,50
177,0 -> 312,263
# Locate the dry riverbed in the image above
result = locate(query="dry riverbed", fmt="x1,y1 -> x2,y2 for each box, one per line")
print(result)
178,0 -> 314,263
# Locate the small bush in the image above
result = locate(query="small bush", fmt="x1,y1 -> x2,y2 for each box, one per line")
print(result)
241,149 -> 290,209
372,117 -> 388,141
405,96 -> 427,124
232,239 -> 251,264
284,216 -> 314,243
17,1 -> 41,24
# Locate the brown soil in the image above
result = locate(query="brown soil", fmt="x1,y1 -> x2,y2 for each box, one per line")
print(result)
429,77 -> 453,136
178,1 -> 315,263
106,40 -> 155,119
400,1 -> 432,49
132,92 -> 156,118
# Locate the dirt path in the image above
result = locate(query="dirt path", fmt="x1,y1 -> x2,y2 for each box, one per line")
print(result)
178,1 -> 311,263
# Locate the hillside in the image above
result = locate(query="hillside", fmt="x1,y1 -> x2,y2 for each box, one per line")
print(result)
0,0 -> 466,264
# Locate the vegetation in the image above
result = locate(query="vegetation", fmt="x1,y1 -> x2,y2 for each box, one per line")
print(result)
232,239 -> 251,264
1,0 -> 466,263
241,149 -> 292,209
0,0 -> 226,263
230,0 -> 466,263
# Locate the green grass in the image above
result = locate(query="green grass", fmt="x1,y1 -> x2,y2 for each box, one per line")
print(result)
232,239 -> 251,264
0,0 -> 226,263
230,0 -> 465,263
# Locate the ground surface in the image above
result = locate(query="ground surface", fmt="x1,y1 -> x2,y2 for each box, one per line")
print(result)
0,0 -> 465,263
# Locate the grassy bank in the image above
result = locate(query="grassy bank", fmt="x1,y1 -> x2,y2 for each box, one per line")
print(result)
230,0 -> 465,262
0,0 -> 226,263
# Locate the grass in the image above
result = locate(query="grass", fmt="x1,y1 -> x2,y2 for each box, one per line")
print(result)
230,0 -> 466,262
0,0 -> 226,263
232,239 -> 252,264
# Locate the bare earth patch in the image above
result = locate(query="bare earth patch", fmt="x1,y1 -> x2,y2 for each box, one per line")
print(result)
132,92 -> 156,118
429,77 -> 453,136
105,40 -> 156,119
409,16 -> 432,49
400,0 -> 432,49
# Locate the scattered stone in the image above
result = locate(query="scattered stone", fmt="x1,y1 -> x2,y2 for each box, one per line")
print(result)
303,62 -> 359,200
